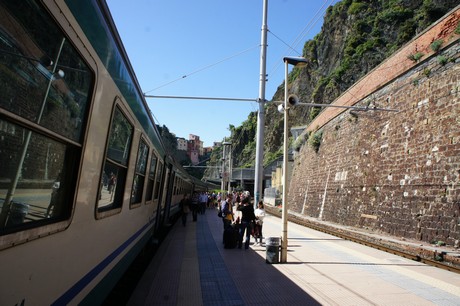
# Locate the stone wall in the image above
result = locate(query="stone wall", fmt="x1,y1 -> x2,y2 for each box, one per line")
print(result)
288,9 -> 460,246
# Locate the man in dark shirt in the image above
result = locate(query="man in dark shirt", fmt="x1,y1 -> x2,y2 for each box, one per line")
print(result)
237,197 -> 256,249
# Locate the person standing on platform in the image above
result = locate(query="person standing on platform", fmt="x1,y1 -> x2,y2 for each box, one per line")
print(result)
199,192 -> 207,214
221,193 -> 234,242
107,172 -> 116,194
237,197 -> 256,249
180,194 -> 191,226
191,192 -> 199,221
254,201 -> 265,245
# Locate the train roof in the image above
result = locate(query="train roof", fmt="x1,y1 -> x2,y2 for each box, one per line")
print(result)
65,0 -> 165,157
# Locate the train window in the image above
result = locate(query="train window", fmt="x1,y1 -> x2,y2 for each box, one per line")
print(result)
145,155 -> 157,202
0,0 -> 92,235
130,139 -> 149,206
97,107 -> 133,214
0,120 -> 78,233
0,1 -> 91,142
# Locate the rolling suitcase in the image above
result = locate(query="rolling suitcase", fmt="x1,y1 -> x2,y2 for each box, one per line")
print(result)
224,225 -> 238,249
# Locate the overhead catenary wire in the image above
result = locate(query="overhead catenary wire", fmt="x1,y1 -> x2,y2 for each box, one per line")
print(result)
267,30 -> 302,56
144,1 -> 336,96
289,0 -> 335,52
143,44 -> 260,94
267,0 -> 334,80
144,95 -> 257,102
146,0 -> 339,144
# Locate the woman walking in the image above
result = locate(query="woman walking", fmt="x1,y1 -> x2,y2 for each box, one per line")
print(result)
254,201 -> 265,245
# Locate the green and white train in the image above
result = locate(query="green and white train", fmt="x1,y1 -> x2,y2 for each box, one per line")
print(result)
0,0 -> 212,304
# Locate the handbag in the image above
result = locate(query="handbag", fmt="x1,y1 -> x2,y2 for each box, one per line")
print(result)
217,208 -> 223,218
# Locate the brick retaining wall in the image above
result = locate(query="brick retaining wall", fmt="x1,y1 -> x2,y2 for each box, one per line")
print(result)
289,8 -> 460,247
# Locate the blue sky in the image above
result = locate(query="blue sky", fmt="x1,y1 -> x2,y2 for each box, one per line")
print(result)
106,0 -> 340,147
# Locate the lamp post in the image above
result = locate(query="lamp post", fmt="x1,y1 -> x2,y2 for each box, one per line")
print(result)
254,0 -> 268,207
221,141 -> 232,194
280,56 -> 308,263
220,155 -> 225,192
227,144 -> 232,194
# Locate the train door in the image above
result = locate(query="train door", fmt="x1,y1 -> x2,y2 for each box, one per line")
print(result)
154,159 -> 170,232
157,162 -> 172,226
163,167 -> 175,225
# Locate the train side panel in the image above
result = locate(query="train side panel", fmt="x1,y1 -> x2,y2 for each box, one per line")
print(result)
0,0 -> 158,305
0,0 -> 213,305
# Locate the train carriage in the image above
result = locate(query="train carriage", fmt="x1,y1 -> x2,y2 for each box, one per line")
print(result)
0,0 -> 211,305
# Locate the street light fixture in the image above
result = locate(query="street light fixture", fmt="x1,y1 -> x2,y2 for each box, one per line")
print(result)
227,143 -> 233,194
280,56 -> 308,263
221,141 -> 232,194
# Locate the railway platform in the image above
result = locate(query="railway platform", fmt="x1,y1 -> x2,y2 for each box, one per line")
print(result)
127,208 -> 460,306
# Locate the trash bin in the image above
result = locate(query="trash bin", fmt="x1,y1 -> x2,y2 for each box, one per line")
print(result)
265,236 -> 280,264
